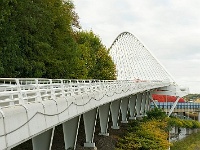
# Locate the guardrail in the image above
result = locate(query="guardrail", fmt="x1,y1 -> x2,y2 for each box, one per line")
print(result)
0,78 -> 170,107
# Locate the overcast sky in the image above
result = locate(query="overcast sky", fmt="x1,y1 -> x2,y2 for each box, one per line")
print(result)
73,0 -> 200,94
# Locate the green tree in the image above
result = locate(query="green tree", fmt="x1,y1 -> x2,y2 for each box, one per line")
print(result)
0,0 -> 116,80
0,0 -> 81,78
146,107 -> 167,120
184,94 -> 200,101
42,0 -> 82,79
0,0 -> 23,77
76,31 -> 116,80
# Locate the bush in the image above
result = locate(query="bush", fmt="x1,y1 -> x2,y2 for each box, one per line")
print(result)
116,108 -> 200,150
116,119 -> 170,150
167,117 -> 200,129
146,107 -> 167,120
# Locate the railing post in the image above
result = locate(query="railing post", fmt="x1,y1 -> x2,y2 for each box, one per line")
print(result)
35,79 -> 42,102
60,79 -> 65,98
15,79 -> 24,104
49,79 -> 55,100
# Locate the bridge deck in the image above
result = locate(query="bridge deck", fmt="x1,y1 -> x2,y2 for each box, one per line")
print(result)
0,78 -> 170,149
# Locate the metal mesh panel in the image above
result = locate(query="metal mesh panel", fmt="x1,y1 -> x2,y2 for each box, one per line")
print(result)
109,32 -> 174,82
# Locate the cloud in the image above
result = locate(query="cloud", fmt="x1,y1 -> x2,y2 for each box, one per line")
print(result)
73,0 -> 200,93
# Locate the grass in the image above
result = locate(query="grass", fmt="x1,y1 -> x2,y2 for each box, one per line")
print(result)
171,131 -> 200,150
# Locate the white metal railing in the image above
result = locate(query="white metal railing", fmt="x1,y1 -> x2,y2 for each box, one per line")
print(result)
0,78 -> 170,107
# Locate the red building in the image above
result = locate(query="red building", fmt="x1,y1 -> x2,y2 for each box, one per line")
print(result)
152,94 -> 185,103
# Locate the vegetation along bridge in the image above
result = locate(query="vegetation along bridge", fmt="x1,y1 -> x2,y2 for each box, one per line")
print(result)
0,32 -> 189,150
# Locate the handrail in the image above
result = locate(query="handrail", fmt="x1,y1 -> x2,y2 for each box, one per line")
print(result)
0,78 -> 170,107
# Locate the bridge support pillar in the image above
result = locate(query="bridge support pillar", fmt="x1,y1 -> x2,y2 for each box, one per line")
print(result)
32,127 -> 55,150
198,112 -> 200,122
120,97 -> 129,123
129,95 -> 137,120
99,103 -> 110,136
144,92 -> 150,114
175,126 -> 179,135
83,108 -> 97,148
194,128 -> 198,133
62,115 -> 80,150
136,93 -> 142,118
186,128 -> 192,135
141,93 -> 146,115
147,91 -> 153,112
110,99 -> 121,129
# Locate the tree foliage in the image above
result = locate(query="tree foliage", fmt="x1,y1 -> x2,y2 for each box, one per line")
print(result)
0,0 -> 116,80
146,107 -> 167,120
171,131 -> 200,150
184,94 -> 200,101
117,119 -> 170,150
167,117 -> 200,129
117,108 -> 200,150
75,31 -> 116,79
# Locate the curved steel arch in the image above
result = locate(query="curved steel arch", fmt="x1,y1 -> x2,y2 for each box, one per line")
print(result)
109,32 -> 175,82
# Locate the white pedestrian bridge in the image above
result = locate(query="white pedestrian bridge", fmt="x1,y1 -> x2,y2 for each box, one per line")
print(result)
0,32 -> 189,150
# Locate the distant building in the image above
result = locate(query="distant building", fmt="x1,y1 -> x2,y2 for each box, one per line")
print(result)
194,98 -> 200,103
152,94 -> 185,103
